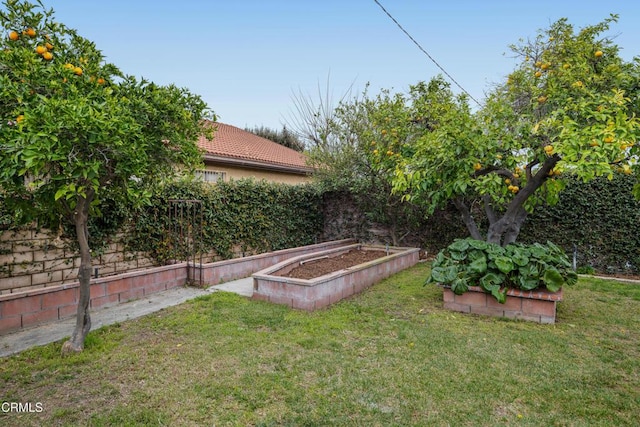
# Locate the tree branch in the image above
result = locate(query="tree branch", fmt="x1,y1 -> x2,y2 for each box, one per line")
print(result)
452,197 -> 483,240
482,194 -> 498,225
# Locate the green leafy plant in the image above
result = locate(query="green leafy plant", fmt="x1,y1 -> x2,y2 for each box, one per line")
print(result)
126,179 -> 323,264
427,238 -> 578,303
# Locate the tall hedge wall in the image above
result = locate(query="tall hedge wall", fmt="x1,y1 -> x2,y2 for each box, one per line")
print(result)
519,174 -> 640,274
2,175 -> 637,276
126,180 -> 323,263
321,175 -> 639,274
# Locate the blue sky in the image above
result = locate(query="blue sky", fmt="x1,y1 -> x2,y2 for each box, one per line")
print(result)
45,0 -> 639,131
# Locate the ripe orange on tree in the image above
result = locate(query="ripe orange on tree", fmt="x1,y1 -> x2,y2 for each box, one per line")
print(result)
35,45 -> 47,55
594,50 -> 603,58
24,27 -> 36,37
42,51 -> 53,61
73,66 -> 83,76
8,30 -> 19,41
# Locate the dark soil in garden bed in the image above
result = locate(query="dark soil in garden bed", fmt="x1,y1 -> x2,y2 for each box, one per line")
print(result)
279,249 -> 388,280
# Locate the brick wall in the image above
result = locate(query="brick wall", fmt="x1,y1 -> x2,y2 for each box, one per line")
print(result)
442,286 -> 563,324
0,263 -> 188,334
252,245 -> 421,311
0,239 -> 356,335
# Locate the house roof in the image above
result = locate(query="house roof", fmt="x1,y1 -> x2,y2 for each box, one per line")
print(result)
197,121 -> 312,175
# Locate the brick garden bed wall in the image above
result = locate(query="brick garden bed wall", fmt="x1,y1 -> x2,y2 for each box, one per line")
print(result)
0,239 -> 356,335
196,239 -> 355,285
0,227 -> 286,297
442,286 -> 564,324
0,263 -> 188,334
252,245 -> 421,311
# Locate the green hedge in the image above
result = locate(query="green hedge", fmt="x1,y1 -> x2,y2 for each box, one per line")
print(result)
519,174 -> 640,274
126,179 -> 323,263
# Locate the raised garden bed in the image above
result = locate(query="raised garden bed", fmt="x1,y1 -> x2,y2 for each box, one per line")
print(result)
277,249 -> 387,280
252,244 -> 420,311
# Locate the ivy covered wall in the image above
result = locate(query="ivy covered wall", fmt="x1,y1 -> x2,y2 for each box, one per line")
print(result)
519,174 -> 640,274
126,180 -> 324,263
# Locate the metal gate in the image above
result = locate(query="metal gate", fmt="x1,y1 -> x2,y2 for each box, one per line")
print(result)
168,199 -> 203,287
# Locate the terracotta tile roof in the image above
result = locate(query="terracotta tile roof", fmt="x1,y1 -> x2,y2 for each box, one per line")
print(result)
197,121 -> 312,173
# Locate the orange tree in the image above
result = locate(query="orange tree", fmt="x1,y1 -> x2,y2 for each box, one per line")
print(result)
390,15 -> 639,246
0,0 -> 212,353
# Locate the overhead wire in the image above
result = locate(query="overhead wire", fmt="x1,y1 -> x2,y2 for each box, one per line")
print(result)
372,0 -> 482,107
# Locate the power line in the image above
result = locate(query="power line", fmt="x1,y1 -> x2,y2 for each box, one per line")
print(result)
372,0 -> 482,107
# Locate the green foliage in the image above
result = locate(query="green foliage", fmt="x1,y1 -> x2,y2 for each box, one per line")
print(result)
245,125 -> 304,152
427,237 -> 578,302
389,17 -> 640,245
306,85 -> 426,246
520,173 -> 640,274
127,179 -> 323,264
0,0 -> 212,231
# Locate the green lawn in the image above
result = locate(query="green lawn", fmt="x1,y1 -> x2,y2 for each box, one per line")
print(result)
1,262 -> 639,426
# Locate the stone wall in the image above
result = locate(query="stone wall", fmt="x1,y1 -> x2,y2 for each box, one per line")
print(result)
0,228 -> 156,296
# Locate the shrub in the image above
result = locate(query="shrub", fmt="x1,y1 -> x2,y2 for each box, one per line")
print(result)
427,238 -> 578,302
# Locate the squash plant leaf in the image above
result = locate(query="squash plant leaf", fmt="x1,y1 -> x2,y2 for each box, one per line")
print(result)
495,256 -> 515,274
480,272 -> 504,291
468,255 -> 488,275
451,277 -> 469,295
543,267 -> 564,292
491,287 -> 507,304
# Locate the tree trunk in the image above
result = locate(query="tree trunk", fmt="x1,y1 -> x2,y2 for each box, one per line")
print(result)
457,156 -> 559,246
61,193 -> 94,355
486,206 -> 528,246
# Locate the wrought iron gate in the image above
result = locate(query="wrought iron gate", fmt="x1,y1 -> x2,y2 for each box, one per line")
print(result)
167,199 -> 203,286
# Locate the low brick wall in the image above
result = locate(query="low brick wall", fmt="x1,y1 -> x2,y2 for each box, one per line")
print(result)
0,239 -> 356,335
252,245 -> 421,311
0,264 -> 188,334
442,286 -> 563,324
